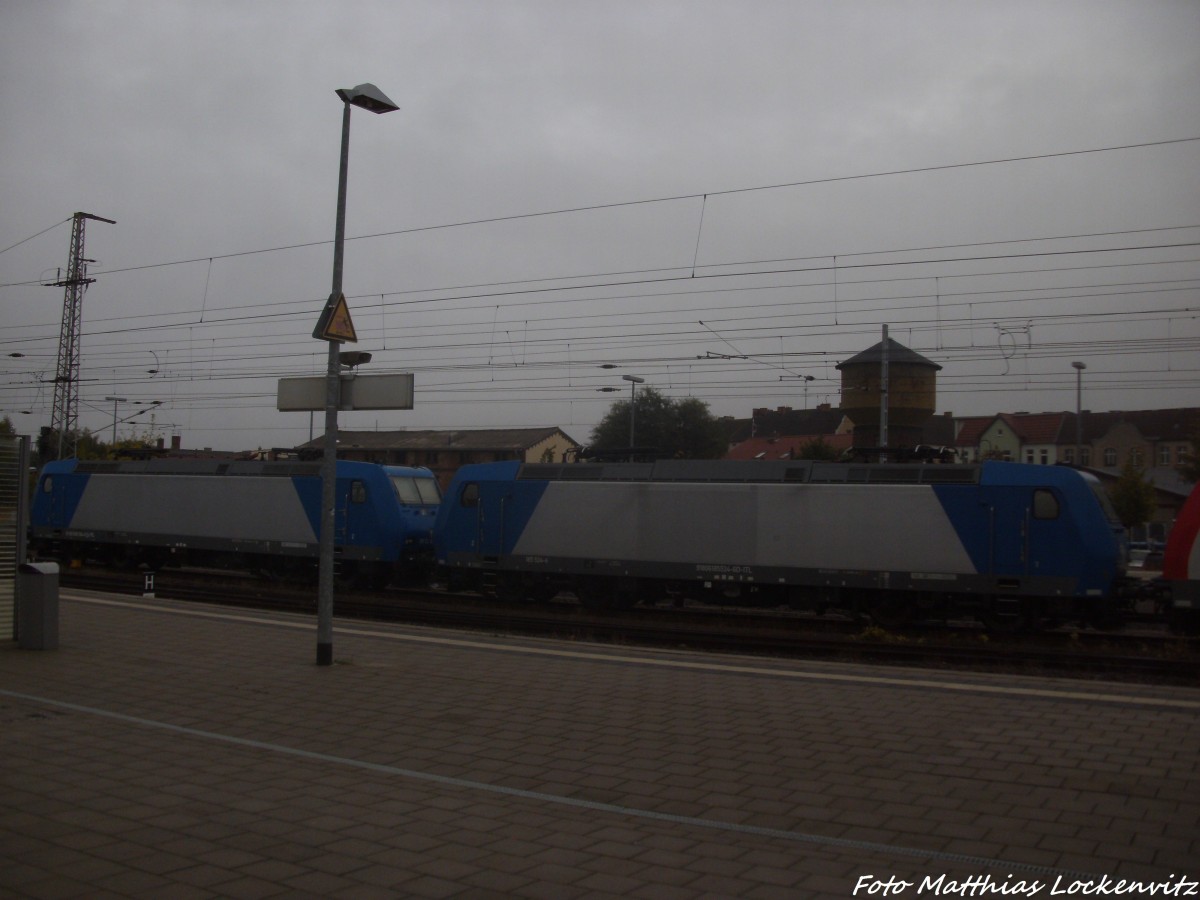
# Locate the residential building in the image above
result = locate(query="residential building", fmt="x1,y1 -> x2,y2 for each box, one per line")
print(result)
724,404 -> 956,461
952,408 -> 1198,529
725,432 -> 855,461
956,413 -> 1071,465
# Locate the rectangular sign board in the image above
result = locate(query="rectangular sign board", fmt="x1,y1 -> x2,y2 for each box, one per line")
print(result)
277,373 -> 414,412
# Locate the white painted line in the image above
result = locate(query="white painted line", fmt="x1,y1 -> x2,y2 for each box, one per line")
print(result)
0,685 -> 1099,880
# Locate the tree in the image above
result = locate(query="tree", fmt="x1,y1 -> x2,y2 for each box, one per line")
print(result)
35,426 -> 109,463
796,436 -> 841,460
0,415 -> 15,437
34,413 -> 163,464
1108,456 -> 1157,529
590,386 -> 726,459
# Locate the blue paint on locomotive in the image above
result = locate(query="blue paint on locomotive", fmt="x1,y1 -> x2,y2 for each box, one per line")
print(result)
29,459 -> 86,532
433,460 -> 545,562
285,460 -> 441,562
931,462 -> 1125,597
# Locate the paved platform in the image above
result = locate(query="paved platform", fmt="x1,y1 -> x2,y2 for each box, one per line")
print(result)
1,590 -> 1198,899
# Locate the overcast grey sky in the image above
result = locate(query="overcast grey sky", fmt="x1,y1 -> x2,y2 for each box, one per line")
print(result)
2,0 -> 1198,452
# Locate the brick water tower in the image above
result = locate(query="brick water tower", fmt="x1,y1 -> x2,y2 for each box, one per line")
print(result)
837,335 -> 940,452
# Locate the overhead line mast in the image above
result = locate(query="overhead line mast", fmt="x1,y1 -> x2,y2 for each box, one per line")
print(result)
45,211 -> 116,459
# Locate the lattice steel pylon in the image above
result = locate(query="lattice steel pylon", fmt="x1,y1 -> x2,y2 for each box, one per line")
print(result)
46,211 -> 115,459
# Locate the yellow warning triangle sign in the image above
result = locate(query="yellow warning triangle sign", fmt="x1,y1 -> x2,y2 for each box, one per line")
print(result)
313,292 -> 358,343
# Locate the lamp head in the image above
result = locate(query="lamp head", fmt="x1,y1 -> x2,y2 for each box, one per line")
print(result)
1071,361 -> 1086,371
335,83 -> 399,115
622,374 -> 646,384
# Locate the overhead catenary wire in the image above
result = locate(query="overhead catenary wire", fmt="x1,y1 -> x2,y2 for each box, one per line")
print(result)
0,218 -> 71,257
2,136 -> 1197,290
4,138 -> 1198,437
5,233 -> 1198,341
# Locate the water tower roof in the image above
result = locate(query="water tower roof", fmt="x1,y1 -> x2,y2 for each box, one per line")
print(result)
836,338 -> 941,371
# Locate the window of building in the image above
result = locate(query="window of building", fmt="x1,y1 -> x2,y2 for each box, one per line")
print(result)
1039,449 -> 1048,465
1130,449 -> 1143,467
1025,450 -> 1034,463
1063,448 -> 1074,464
1159,445 -> 1171,466
1080,448 -> 1091,465
1104,448 -> 1117,466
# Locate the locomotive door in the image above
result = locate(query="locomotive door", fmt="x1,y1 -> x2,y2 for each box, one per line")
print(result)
476,484 -> 512,561
986,487 -> 1058,579
1024,487 -> 1064,579
984,487 -> 1027,578
43,475 -> 66,529
334,478 -> 366,546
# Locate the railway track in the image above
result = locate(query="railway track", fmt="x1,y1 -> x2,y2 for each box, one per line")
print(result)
61,568 -> 1200,686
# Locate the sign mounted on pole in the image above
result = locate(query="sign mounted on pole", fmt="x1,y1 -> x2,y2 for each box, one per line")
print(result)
313,291 -> 358,343
277,373 -> 415,411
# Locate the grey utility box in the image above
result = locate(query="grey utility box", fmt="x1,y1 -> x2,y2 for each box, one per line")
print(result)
17,562 -> 60,650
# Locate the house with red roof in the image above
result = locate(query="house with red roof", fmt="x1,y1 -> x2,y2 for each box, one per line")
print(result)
725,432 -> 855,461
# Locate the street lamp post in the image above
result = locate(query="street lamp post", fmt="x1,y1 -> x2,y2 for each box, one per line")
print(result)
1072,361 -> 1086,465
317,83 -> 399,668
622,374 -> 645,447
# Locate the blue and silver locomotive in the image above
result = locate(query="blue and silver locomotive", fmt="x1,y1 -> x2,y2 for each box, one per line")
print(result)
30,458 -> 441,586
434,458 -> 1128,627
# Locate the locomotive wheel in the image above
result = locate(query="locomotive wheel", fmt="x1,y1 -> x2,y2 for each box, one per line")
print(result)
979,610 -> 1027,632
576,577 -> 636,611
492,574 -> 532,603
1169,608 -> 1200,636
979,599 -> 1037,633
1084,597 -> 1121,631
575,578 -> 611,610
527,583 -> 561,603
869,597 -> 915,629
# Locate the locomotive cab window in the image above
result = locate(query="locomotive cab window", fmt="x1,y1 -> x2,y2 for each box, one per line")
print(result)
390,475 -> 442,506
350,480 -> 367,504
460,483 -> 480,508
1032,489 -> 1059,520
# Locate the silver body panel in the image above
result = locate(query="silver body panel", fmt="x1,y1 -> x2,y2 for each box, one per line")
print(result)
69,475 -> 316,545
511,482 -> 977,574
